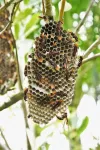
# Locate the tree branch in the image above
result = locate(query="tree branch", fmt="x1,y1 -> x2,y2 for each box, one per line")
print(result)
83,37 -> 100,59
9,5 -> 31,149
83,53 -> 100,64
44,0 -> 52,16
59,0 -> 66,22
13,39 -> 23,91
42,0 -> 45,15
0,2 -> 17,35
0,129 -> 12,150
0,0 -> 14,14
0,22 -> 10,35
0,91 -> 24,111
75,0 -> 95,34
0,0 -> 22,14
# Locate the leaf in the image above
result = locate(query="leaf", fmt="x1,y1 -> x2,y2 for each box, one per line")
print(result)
14,23 -> 20,39
77,116 -> 89,135
25,25 -> 38,38
24,0 -> 29,4
14,8 -> 32,23
24,13 -> 39,33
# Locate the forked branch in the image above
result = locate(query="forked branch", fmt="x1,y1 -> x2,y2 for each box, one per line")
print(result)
83,37 -> 100,59
83,53 -> 100,64
0,91 -> 24,111
0,129 -> 12,150
75,0 -> 95,34
0,0 -> 22,14
59,0 -> 66,22
0,0 -> 14,13
0,2 -> 18,35
44,0 -> 52,16
42,0 -> 45,15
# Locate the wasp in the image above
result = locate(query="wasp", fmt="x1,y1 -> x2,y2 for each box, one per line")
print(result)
56,112 -> 68,125
49,83 -> 55,89
28,114 -> 31,118
50,99 -> 63,110
56,112 -> 67,120
24,65 -> 27,76
63,55 -> 67,69
39,15 -> 53,23
71,32 -> 78,42
24,88 -> 28,101
58,36 -> 62,40
41,77 -> 49,85
39,37 -> 46,49
49,59 -> 60,71
56,91 -> 67,96
36,51 -> 43,62
73,43 -> 78,56
48,91 -> 56,97
49,59 -> 56,67
68,30 -> 78,42
57,21 -> 63,27
35,70 -> 42,81
77,56 -> 83,68
63,55 -> 70,80
39,15 -> 47,21
46,51 -> 59,57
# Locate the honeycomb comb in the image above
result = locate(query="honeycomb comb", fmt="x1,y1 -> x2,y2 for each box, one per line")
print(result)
0,9 -> 17,94
24,16 -> 79,124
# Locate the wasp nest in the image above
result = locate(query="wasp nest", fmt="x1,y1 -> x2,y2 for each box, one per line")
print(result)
24,16 -> 79,124
0,10 -> 17,94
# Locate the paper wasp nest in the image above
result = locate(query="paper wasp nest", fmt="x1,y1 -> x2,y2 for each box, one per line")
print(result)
0,9 -> 17,94
24,16 -> 79,124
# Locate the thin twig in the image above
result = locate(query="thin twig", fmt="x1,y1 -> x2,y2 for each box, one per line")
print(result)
0,4 -> 15,35
11,11 -> 23,90
13,25 -> 31,150
0,91 -> 24,111
0,129 -> 12,150
13,33 -> 32,150
83,37 -> 100,59
44,0 -> 52,16
59,0 -> 66,22
42,0 -> 45,15
75,0 -> 95,34
10,7 -> 31,148
0,0 -> 22,14
0,0 -> 22,34
0,23 -> 10,34
14,42 -> 23,90
0,0 -> 14,14
13,28 -> 32,149
83,53 -> 100,64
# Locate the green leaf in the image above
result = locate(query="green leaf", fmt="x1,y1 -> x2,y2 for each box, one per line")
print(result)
24,13 -> 39,33
14,23 -> 20,39
24,0 -> 29,4
14,8 -> 32,23
25,25 -> 38,38
77,116 -> 89,135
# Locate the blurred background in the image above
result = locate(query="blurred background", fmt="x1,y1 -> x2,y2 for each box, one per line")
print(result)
0,0 -> 100,150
